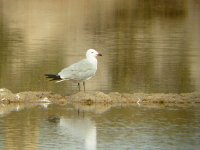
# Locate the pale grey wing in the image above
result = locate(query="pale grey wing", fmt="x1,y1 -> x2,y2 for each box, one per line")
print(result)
58,59 -> 97,81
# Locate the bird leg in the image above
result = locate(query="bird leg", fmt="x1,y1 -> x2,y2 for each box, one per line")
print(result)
78,83 -> 80,92
83,81 -> 86,92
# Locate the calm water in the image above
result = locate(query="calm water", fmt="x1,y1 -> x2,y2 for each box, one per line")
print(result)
0,104 -> 200,150
1,1 -> 200,149
0,0 -> 200,94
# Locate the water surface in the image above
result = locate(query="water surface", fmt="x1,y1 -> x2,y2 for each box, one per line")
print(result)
1,1 -> 200,149
0,104 -> 200,150
0,0 -> 200,94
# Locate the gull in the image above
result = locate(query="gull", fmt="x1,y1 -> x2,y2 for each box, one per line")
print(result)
45,49 -> 102,92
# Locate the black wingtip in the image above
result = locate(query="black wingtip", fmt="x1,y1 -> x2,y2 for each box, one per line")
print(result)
45,74 -> 61,81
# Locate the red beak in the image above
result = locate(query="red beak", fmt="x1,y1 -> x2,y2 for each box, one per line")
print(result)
98,53 -> 102,56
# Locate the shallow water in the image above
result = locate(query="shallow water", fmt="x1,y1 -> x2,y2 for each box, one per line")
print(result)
0,0 -> 200,95
1,1 -> 200,149
0,104 -> 200,150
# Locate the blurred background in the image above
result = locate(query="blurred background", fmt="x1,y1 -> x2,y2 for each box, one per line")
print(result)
0,0 -> 200,95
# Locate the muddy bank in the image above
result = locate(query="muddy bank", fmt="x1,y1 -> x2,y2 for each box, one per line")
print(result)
0,88 -> 200,106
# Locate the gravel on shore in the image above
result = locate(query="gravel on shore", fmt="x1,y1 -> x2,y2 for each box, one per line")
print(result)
1,88 -> 200,107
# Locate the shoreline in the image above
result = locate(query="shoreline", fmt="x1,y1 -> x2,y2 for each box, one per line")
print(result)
1,88 -> 200,107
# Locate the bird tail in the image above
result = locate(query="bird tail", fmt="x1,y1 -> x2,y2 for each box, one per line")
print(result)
45,74 -> 61,81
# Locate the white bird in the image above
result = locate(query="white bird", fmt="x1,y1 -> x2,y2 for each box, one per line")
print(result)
45,49 -> 102,92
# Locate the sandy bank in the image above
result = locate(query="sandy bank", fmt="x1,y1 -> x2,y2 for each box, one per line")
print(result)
1,88 -> 200,107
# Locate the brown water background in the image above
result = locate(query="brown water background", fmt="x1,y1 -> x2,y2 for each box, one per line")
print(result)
0,1 -> 200,149
0,0 -> 200,95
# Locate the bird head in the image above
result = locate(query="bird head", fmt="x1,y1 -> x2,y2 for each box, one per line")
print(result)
86,49 -> 102,58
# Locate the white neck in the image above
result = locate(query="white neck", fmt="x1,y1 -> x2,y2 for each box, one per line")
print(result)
87,56 -> 97,67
